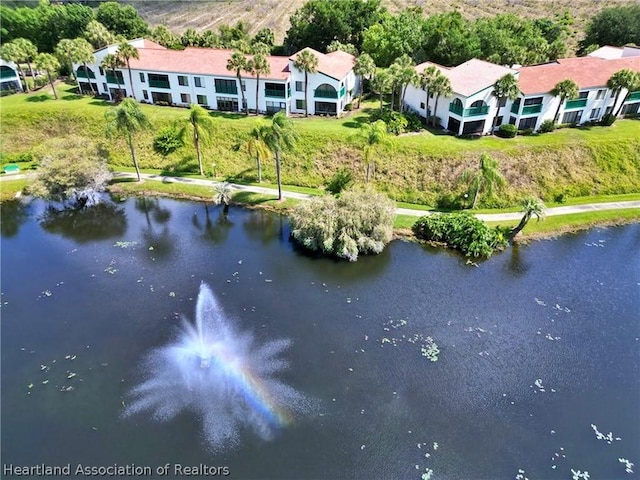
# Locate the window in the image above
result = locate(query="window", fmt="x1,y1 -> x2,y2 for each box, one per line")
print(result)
596,89 -> 605,100
296,99 -> 306,110
194,76 -> 203,88
178,75 -> 189,86
420,102 -> 425,110
142,90 -> 148,100
197,94 -> 207,106
99,67 -> 104,76
496,115 -> 503,126
215,79 -> 237,94
518,116 -> 538,129
498,97 -> 507,107
181,93 -> 191,104
509,116 -> 516,125
590,107 -> 601,119
139,72 -> 145,83
148,73 -> 170,88
577,91 -> 588,99
524,97 -> 543,106
562,110 -> 582,124
241,80 -> 246,92
266,101 -> 286,114
610,90 -> 616,98
295,81 -> 305,92
102,83 -> 107,91
605,106 -> 613,115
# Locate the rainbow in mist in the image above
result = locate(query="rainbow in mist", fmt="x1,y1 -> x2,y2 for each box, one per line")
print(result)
124,283 -> 309,450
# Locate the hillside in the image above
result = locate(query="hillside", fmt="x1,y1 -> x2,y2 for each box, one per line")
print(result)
130,0 -> 634,49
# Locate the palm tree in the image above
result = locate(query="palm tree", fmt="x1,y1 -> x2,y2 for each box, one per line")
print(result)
55,39 -> 78,82
34,53 -> 60,100
607,69 -> 640,117
246,123 -> 270,182
226,51 -> 249,114
12,38 -> 38,80
73,38 -> 97,95
353,53 -> 376,108
417,65 -> 439,122
391,54 -> 417,112
247,53 -> 270,115
509,197 -> 545,241
388,63 -> 401,111
371,68 -> 391,111
0,42 -> 29,92
181,104 -> 214,176
84,20 -> 115,49
116,41 -> 140,98
100,53 -> 125,99
263,112 -> 298,200
213,182 -> 233,217
491,73 -> 520,132
354,120 -> 389,183
459,153 -> 506,209
293,49 -> 318,117
431,73 -> 453,128
550,79 -> 579,124
105,98 -> 151,182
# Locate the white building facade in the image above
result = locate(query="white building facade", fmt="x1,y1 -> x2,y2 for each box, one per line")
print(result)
73,40 -> 358,117
0,58 -> 23,92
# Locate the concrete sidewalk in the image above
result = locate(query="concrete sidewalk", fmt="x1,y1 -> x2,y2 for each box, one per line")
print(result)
4,171 -> 639,221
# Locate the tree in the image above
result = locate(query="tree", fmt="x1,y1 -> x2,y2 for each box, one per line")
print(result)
293,49 -> 319,117
509,197 -> 545,241
11,38 -> 38,80
327,41 -> 358,56
96,2 -> 148,39
550,79 -> 579,124
116,41 -> 139,98
55,38 -> 78,80
423,11 -> 480,67
74,37 -> 98,95
353,53 -> 376,108
34,53 -> 60,100
491,73 -> 520,132
607,69 -> 640,117
0,42 -> 29,92
84,19 -> 116,49
150,25 -> 182,49
290,190 -> 395,262
226,51 -> 249,114
247,53 -> 270,115
579,4 -> 640,55
417,65 -> 439,122
263,112 -> 298,201
100,53 -> 124,98
105,98 -> 150,182
252,28 -> 275,48
430,72 -> 452,128
246,123 -> 270,183
213,182 -> 233,217
391,54 -> 416,112
354,120 -> 389,183
371,68 -> 391,110
459,153 -> 506,209
182,104 -> 214,176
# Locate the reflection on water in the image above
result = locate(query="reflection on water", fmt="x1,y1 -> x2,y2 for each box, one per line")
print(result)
0,200 -> 29,238
0,196 -> 638,480
39,202 -> 127,243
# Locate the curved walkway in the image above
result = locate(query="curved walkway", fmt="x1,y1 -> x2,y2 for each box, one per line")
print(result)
3,171 -> 639,221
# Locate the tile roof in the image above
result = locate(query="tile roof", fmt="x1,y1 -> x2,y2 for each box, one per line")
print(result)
415,59 -> 516,97
517,56 -> 640,95
290,47 -> 356,80
127,47 -> 290,81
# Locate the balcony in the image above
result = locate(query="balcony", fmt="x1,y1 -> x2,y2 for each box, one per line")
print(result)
264,88 -> 286,98
522,104 -> 542,115
565,98 -> 587,109
315,89 -> 338,99
106,74 -> 123,84
627,91 -> 640,102
339,86 -> 345,98
76,69 -> 96,79
0,70 -> 16,79
216,85 -> 237,95
149,79 -> 170,89
449,103 -> 489,117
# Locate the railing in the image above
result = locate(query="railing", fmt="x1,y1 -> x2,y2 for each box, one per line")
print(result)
264,88 -> 286,98
510,103 -> 520,114
76,69 -> 96,79
149,79 -> 170,89
565,98 -> 587,109
216,85 -> 237,94
522,104 -> 542,115
314,89 -> 338,99
626,91 -> 640,102
449,102 -> 489,116
339,86 -> 345,98
0,69 -> 17,79
106,74 -> 123,84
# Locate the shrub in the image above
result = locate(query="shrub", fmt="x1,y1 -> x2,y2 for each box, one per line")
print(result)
412,212 -> 508,258
600,113 -> 616,126
325,168 -> 354,195
539,120 -> 556,133
344,102 -> 353,111
518,128 -> 535,136
290,190 -> 395,262
403,111 -> 423,132
496,124 -> 517,138
153,125 -> 184,155
369,109 -> 409,135
435,193 -> 465,211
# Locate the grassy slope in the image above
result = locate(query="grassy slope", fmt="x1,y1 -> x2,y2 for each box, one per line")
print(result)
1,85 -> 639,208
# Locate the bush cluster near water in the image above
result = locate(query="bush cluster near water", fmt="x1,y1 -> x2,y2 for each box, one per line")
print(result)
412,212 -> 508,258
290,190 -> 395,262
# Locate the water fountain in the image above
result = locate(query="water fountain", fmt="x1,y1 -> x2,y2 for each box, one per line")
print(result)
125,283 -> 309,450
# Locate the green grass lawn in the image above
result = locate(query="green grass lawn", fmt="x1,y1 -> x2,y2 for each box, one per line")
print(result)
0,178 -> 27,201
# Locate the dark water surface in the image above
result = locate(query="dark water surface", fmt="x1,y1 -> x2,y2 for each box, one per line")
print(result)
1,197 -> 639,480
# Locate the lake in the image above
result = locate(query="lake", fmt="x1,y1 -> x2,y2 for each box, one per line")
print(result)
1,197 -> 638,479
